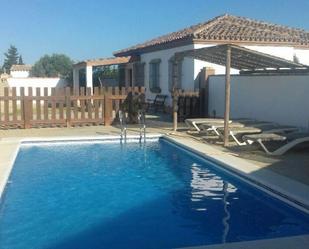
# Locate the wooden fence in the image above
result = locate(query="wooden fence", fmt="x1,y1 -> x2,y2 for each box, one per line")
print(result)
0,86 -> 145,129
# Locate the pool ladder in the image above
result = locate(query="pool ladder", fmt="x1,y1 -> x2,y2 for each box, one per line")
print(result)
138,110 -> 146,142
118,110 -> 127,142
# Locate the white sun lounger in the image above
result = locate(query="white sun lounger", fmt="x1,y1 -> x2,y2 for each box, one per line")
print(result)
243,132 -> 309,156
185,118 -> 227,132
185,118 -> 252,132
201,120 -> 272,136
217,124 -> 299,146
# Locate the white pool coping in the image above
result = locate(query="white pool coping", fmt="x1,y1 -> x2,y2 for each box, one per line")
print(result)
182,234 -> 309,249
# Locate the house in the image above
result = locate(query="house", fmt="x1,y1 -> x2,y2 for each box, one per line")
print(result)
72,14 -> 309,107
111,14 -> 309,104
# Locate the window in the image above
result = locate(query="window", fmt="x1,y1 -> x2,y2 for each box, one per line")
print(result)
133,62 -> 145,87
149,59 -> 161,93
168,56 -> 182,92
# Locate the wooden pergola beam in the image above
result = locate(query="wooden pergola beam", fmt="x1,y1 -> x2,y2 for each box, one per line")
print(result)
175,44 -> 306,71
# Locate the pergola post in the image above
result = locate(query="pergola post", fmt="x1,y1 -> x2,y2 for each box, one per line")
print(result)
172,59 -> 179,131
86,64 -> 93,90
73,67 -> 80,92
224,46 -> 231,147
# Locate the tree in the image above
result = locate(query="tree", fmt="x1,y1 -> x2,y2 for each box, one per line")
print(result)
31,54 -> 73,81
2,45 -> 19,72
18,55 -> 24,65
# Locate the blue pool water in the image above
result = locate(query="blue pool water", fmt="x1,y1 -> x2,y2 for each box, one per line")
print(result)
0,138 -> 309,249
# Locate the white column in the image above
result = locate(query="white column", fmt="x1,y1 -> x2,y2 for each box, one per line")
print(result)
86,65 -> 93,89
73,68 -> 80,91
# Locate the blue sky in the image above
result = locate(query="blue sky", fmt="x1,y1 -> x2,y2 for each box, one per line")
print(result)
1,0 -> 309,65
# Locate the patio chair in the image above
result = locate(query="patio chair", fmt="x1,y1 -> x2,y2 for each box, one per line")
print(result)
217,124 -> 299,146
146,94 -> 168,113
242,132 -> 309,156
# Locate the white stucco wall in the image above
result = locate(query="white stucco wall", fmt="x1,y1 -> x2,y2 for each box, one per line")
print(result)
208,75 -> 309,128
294,48 -> 309,65
10,70 -> 30,78
141,44 -> 194,104
7,77 -> 68,95
140,43 -> 309,107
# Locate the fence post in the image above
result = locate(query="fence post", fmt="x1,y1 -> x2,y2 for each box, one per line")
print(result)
23,96 -> 31,129
4,88 -> 9,128
104,89 -> 112,126
65,87 -> 71,127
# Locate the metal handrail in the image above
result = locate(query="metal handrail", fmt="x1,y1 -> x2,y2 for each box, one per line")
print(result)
118,110 -> 127,142
138,110 -> 146,142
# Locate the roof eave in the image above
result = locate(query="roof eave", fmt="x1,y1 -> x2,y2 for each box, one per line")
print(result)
192,39 -> 309,48
114,37 -> 194,57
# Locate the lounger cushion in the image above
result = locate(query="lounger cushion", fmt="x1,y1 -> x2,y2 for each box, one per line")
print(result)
243,133 -> 286,142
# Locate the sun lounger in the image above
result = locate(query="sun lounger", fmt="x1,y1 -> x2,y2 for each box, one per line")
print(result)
243,132 -> 309,156
217,124 -> 299,146
185,118 -> 253,132
185,118 -> 227,132
201,120 -> 272,136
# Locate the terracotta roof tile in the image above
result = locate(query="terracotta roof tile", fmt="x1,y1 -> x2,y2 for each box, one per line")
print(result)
10,64 -> 32,71
114,14 -> 309,56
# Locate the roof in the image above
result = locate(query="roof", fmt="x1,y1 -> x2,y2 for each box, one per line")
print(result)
114,14 -> 309,57
73,56 -> 138,68
174,44 -> 308,71
10,64 -> 32,71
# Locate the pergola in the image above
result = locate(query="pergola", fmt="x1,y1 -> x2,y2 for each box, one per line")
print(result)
173,44 -> 308,146
72,56 -> 138,90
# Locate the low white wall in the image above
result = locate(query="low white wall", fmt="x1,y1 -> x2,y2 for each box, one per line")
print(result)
208,75 -> 309,129
7,77 -> 68,95
11,71 -> 30,78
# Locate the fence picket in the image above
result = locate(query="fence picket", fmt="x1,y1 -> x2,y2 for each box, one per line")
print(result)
80,87 -> 85,124
44,88 -> 49,122
4,88 -> 9,128
94,87 -> 99,121
58,88 -> 64,122
12,87 -> 17,123
65,87 -> 71,127
36,88 -> 41,122
20,87 -> 25,127
73,87 -> 79,122
28,87 -> 33,126
86,87 -> 92,121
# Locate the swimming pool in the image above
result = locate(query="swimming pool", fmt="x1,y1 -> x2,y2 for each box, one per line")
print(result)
0,137 -> 308,249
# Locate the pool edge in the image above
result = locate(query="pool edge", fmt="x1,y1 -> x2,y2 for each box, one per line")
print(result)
163,135 -> 309,214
